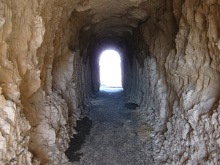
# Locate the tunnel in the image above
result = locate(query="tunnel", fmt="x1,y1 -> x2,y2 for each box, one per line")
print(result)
0,0 -> 220,164
98,49 -> 122,88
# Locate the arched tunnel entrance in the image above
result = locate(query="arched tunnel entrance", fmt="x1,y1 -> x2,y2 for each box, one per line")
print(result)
87,39 -> 133,94
99,49 -> 122,89
0,1 -> 220,165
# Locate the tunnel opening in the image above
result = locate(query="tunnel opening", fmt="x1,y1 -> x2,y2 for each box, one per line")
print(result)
98,49 -> 123,92
1,0 -> 220,164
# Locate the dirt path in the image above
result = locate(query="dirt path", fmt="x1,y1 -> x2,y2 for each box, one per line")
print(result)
67,88 -> 153,165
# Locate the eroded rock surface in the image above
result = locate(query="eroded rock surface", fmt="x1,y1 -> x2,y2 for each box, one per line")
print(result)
0,0 -> 219,164
128,1 -> 220,164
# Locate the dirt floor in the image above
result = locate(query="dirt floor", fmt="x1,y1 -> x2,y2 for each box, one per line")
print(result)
66,87 -> 153,165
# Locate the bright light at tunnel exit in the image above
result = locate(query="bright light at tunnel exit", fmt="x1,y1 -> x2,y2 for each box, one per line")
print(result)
99,50 -> 122,88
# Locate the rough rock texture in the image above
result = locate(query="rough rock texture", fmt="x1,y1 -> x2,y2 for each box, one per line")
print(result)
128,0 -> 220,164
0,0 -> 87,164
0,0 -> 220,164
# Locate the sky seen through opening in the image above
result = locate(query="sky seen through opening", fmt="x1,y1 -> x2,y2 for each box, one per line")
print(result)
99,50 -> 122,88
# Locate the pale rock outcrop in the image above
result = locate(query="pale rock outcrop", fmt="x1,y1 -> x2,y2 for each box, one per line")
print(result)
0,0 -> 85,164
128,0 -> 220,164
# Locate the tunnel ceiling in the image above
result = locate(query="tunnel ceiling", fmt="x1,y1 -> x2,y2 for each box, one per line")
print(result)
71,0 -> 165,59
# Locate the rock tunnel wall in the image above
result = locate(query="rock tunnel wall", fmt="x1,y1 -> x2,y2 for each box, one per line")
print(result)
128,1 -> 220,164
0,1 -> 91,164
0,0 -> 220,164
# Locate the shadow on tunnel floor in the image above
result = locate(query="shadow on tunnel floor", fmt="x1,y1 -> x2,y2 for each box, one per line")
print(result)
65,117 -> 92,162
